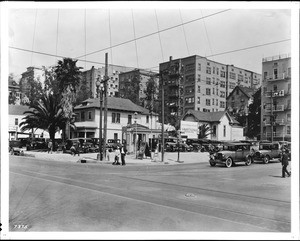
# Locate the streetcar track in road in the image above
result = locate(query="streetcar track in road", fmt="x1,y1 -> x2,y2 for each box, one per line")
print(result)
10,169 -> 290,232
119,175 -> 290,204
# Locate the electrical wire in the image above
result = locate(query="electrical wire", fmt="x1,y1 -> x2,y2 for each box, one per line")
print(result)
179,9 -> 190,56
132,9 -> 139,68
76,9 -> 231,59
155,9 -> 165,63
31,9 -> 38,66
9,39 -> 291,72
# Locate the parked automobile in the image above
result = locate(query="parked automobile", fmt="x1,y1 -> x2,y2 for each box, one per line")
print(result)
82,141 -> 98,153
26,138 -> 47,151
9,140 -> 25,156
107,139 -> 122,150
209,142 -> 252,168
186,138 -> 202,152
251,141 -> 282,164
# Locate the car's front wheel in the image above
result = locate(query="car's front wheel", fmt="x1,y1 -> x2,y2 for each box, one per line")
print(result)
263,155 -> 270,164
225,157 -> 233,168
245,156 -> 252,166
209,159 -> 216,166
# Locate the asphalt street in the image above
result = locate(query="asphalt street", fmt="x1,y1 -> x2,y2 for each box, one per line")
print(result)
9,154 -> 291,233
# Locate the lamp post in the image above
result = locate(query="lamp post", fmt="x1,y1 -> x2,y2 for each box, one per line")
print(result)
134,112 -> 138,158
96,77 -> 104,161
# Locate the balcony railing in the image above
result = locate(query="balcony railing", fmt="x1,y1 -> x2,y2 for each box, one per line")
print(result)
264,73 -> 291,81
265,105 -> 285,112
264,119 -> 286,126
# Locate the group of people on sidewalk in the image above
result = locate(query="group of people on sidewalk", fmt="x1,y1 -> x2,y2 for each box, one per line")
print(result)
109,145 -> 127,166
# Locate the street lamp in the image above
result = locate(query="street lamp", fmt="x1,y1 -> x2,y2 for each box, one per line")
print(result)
134,112 -> 138,158
96,77 -> 104,161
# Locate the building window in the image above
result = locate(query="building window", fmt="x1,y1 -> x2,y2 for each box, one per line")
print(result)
216,99 -> 218,106
220,71 -> 225,78
146,115 -> 149,123
287,113 -> 291,122
206,99 -> 211,106
287,126 -> 291,135
197,97 -> 200,104
212,98 -> 215,105
128,114 -> 132,125
81,111 -> 85,121
206,77 -> 211,85
206,67 -> 211,74
220,101 -> 225,108
236,89 -> 239,95
273,85 -> 277,92
15,118 -> 18,125
238,74 -> 243,82
213,67 -> 215,74
197,86 -> 201,93
229,72 -> 236,80
197,74 -> 201,82
114,133 -> 118,140
198,63 -> 201,71
220,91 -> 225,98
206,88 -> 211,95
229,82 -> 235,89
112,113 -> 120,123
212,88 -> 215,95
220,81 -> 225,88
216,68 -> 219,75
273,69 -> 278,79
223,125 -> 226,137
264,71 -> 268,80
88,111 -> 92,120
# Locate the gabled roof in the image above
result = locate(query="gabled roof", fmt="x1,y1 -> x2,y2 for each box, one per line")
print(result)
227,85 -> 255,100
9,105 -> 30,115
184,110 -> 227,122
183,110 -> 242,126
74,96 -> 154,115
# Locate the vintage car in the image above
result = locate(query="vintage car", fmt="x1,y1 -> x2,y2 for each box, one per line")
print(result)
9,140 -> 25,156
209,142 -> 252,168
251,141 -> 281,164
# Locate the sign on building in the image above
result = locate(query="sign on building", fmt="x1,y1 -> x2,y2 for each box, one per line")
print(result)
180,121 -> 198,138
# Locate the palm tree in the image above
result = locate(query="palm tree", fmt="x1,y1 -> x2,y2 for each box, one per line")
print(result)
198,123 -> 212,139
19,94 -> 75,149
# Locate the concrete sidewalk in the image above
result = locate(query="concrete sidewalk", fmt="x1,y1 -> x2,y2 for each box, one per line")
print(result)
22,150 -> 210,165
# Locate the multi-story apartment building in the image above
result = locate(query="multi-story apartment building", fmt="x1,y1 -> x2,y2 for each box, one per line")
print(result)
158,55 -> 262,126
118,69 -> 159,108
80,65 -> 134,99
19,66 -> 45,104
260,54 -> 291,142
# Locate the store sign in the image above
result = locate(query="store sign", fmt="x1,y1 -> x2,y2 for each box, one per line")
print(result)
180,121 -> 198,138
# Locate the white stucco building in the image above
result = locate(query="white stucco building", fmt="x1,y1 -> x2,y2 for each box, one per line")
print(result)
73,97 -> 161,153
182,110 -> 244,141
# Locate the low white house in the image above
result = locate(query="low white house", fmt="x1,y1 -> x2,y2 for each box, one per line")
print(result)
181,110 -> 244,141
8,105 -> 61,140
73,97 -> 161,153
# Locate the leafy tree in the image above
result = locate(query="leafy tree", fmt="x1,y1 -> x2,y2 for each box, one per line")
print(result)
19,75 -> 43,106
19,94 -> 75,149
9,73 -> 18,105
246,88 -> 261,139
198,123 -> 211,139
52,58 -> 82,140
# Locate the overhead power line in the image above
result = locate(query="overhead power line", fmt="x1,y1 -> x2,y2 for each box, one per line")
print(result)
9,38 -> 291,72
145,38 -> 291,71
75,9 -> 231,59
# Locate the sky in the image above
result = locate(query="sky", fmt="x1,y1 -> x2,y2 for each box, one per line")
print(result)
4,1 -> 295,80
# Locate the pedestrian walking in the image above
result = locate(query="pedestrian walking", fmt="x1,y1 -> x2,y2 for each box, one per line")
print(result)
48,140 -> 53,154
120,145 -> 127,165
281,149 -> 291,178
112,146 -> 121,165
152,144 -> 160,162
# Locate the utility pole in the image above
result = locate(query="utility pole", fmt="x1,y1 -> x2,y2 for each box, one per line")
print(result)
103,53 -> 108,160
